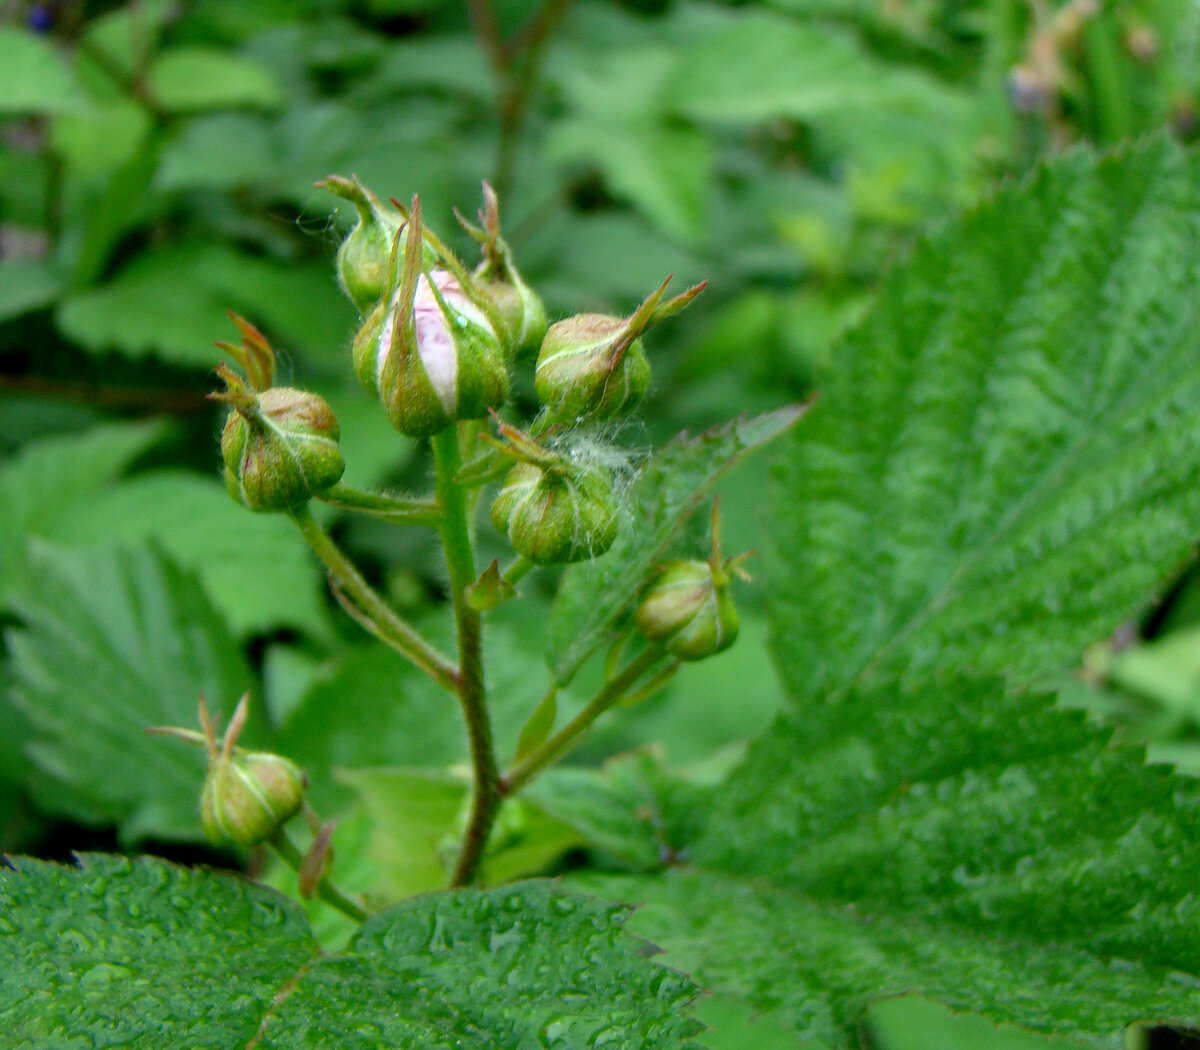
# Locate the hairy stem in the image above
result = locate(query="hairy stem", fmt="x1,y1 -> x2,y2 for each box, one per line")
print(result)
289,504 -> 458,691
433,426 -> 502,887
318,482 -> 443,526
501,645 -> 665,794
270,831 -> 368,923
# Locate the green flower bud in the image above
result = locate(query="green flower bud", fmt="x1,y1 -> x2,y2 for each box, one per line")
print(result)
319,175 -> 406,313
148,694 -> 306,849
353,197 -> 509,438
535,276 -> 705,423
220,387 -> 345,512
479,273 -> 548,359
491,459 -> 619,565
635,499 -> 749,661
636,560 -> 740,661
202,749 -> 306,848
457,181 -> 548,358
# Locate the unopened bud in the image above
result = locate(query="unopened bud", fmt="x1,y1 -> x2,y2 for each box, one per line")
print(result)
535,276 -> 704,423
457,182 -> 548,357
353,197 -> 509,438
220,387 -> 344,511
491,458 -> 618,565
149,694 -> 306,848
636,500 -> 748,661
319,175 -> 407,313
636,560 -> 739,661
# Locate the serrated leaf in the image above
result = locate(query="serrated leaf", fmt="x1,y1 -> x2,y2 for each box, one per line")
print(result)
0,855 -> 702,1050
0,420 -> 168,605
772,136 -> 1200,704
0,27 -> 85,114
564,139 -> 1200,1048
0,854 -> 317,1047
546,405 -> 807,685
583,677 -> 1200,1048
44,471 -> 330,639
3,544 -> 251,842
57,241 -> 354,367
147,47 -> 283,112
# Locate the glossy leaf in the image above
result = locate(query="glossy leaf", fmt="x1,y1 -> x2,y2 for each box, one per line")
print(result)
0,855 -> 703,1050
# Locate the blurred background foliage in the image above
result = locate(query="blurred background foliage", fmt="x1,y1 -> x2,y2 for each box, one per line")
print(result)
3,1 -> 1200,1045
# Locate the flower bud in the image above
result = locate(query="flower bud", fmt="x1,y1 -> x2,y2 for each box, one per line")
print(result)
202,749 -> 306,847
457,181 -> 548,358
479,273 -> 548,359
149,694 -> 306,849
318,175 -> 406,313
635,500 -> 749,661
220,387 -> 345,512
636,560 -> 740,661
490,458 -> 618,565
353,197 -> 509,438
535,276 -> 705,423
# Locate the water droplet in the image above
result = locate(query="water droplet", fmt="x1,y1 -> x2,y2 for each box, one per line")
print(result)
80,962 -> 134,985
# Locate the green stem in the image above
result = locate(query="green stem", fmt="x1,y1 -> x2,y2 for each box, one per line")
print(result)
502,555 -> 534,588
432,426 -> 502,887
317,482 -> 443,525
289,503 -> 458,692
501,645 -> 665,794
270,831 -> 368,923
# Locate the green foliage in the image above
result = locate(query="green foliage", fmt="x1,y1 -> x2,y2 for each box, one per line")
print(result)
572,136 -> 1200,1047
0,27 -> 84,114
546,405 -> 806,685
0,855 -> 703,1050
4,545 -> 251,841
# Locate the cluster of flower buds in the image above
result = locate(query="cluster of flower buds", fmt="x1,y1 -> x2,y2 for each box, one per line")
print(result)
636,501 -> 750,661
149,695 -> 306,847
352,196 -> 510,438
213,315 -> 344,512
326,177 -> 704,439
487,421 -> 619,565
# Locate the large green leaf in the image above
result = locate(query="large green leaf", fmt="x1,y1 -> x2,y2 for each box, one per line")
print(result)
770,136 -> 1200,704
147,47 -> 284,112
563,138 -> 1200,1047
57,241 -> 354,367
45,471 -> 330,639
1,855 -> 703,1049
0,27 -> 84,114
546,405 -> 807,685
0,421 -> 168,605
583,677 -> 1200,1048
3,544 -> 250,842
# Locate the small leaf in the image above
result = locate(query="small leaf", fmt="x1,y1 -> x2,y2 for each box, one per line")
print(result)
546,404 -> 808,685
512,688 -> 558,763
0,27 -> 85,114
147,47 -> 283,112
4,544 -> 251,842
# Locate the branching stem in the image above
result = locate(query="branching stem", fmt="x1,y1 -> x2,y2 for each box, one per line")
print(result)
289,504 -> 458,691
433,426 -> 502,887
501,645 -> 666,794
